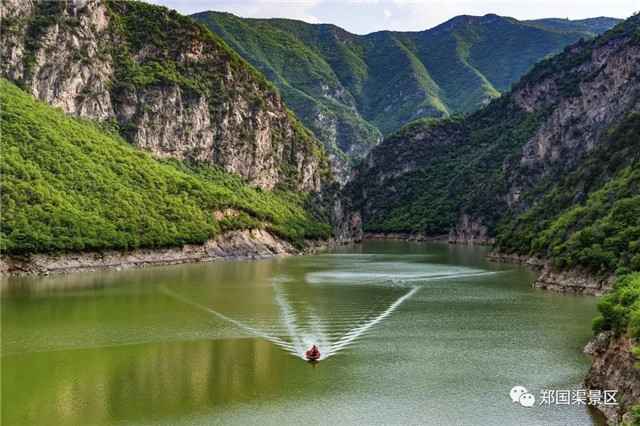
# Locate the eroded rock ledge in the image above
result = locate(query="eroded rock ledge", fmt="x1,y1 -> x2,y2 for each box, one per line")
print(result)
488,252 -> 614,296
0,229 -> 325,277
584,332 -> 640,425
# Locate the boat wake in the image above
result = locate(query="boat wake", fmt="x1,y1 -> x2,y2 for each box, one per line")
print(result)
160,286 -> 295,353
161,283 -> 418,361
161,268 -> 496,362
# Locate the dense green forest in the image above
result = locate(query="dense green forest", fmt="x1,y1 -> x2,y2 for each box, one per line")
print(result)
0,79 -> 331,254
349,96 -> 545,236
594,272 -> 640,340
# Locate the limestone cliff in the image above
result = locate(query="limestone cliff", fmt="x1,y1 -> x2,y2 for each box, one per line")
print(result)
0,0 -> 329,191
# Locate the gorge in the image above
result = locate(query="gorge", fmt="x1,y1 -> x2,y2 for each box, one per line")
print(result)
1,1 -> 639,424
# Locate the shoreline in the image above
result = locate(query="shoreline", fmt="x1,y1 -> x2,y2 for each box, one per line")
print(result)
0,229 -> 340,278
486,252 -> 615,296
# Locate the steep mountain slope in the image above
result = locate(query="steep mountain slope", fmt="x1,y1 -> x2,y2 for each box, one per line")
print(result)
588,272 -> 640,425
347,15 -> 640,276
194,11 -> 619,168
0,78 -> 330,254
496,113 -> 640,274
0,0 -> 329,191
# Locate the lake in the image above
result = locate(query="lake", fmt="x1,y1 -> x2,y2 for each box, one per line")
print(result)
1,241 -> 604,425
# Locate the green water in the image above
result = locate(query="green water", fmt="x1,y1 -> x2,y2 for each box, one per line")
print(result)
2,241 -> 603,425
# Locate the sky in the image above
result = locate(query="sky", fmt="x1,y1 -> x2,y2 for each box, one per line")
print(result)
145,0 -> 638,34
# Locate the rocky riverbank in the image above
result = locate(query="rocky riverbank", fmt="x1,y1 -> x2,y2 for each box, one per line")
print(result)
487,252 -> 614,296
584,332 -> 640,425
0,229 -> 333,277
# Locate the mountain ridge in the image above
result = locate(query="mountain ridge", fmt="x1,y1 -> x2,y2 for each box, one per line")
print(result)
194,11 -> 621,174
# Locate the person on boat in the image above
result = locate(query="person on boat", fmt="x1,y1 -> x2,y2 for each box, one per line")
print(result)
306,344 -> 320,361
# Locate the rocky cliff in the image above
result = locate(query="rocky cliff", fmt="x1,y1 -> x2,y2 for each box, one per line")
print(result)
585,333 -> 640,424
0,229 -> 296,276
0,0 -> 329,191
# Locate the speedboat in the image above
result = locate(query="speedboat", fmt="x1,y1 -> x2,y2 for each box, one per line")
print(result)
305,344 -> 321,362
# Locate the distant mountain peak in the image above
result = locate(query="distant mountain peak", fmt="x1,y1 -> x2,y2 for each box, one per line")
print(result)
194,10 -> 622,176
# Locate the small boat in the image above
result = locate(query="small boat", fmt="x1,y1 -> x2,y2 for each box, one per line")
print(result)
305,344 -> 321,362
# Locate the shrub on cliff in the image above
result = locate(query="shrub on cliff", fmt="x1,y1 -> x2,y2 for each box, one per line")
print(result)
593,273 -> 640,338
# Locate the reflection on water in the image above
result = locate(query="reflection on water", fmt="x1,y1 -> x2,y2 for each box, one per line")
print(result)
1,242 -> 604,425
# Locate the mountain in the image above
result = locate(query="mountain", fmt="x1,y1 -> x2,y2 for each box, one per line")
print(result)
0,78 -> 330,254
347,15 -> 639,271
346,16 -> 640,421
193,11 -> 620,172
1,0 -> 329,192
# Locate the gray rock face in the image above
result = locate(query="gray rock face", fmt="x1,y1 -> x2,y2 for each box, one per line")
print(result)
0,0 -> 327,192
331,196 -> 363,243
533,266 -> 614,296
448,214 -> 494,245
584,333 -> 640,424
506,39 -> 640,209
487,252 -> 615,295
0,0 -> 36,81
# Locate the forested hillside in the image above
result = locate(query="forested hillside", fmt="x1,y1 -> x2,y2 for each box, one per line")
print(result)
347,15 -> 640,276
0,79 -> 330,254
194,11 -> 619,170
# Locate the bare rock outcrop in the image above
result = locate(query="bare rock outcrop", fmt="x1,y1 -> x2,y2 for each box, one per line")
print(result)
584,332 -> 640,424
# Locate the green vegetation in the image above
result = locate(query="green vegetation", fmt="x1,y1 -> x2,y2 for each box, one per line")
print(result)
194,11 -> 615,161
193,12 -> 381,164
349,15 -> 639,278
496,113 -> 640,275
0,79 -> 330,254
593,271 -> 640,423
106,1 -> 275,98
593,273 -> 640,338
348,97 -> 545,235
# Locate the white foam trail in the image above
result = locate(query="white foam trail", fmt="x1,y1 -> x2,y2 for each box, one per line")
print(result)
324,286 -> 419,358
398,271 -> 497,283
273,284 -> 334,359
272,283 -> 306,356
305,307 -> 331,358
160,286 -> 296,354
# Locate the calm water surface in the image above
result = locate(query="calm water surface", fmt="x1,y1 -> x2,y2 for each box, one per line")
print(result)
2,241 -> 604,425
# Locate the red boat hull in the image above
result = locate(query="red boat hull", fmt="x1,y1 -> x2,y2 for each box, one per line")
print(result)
305,348 -> 321,361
